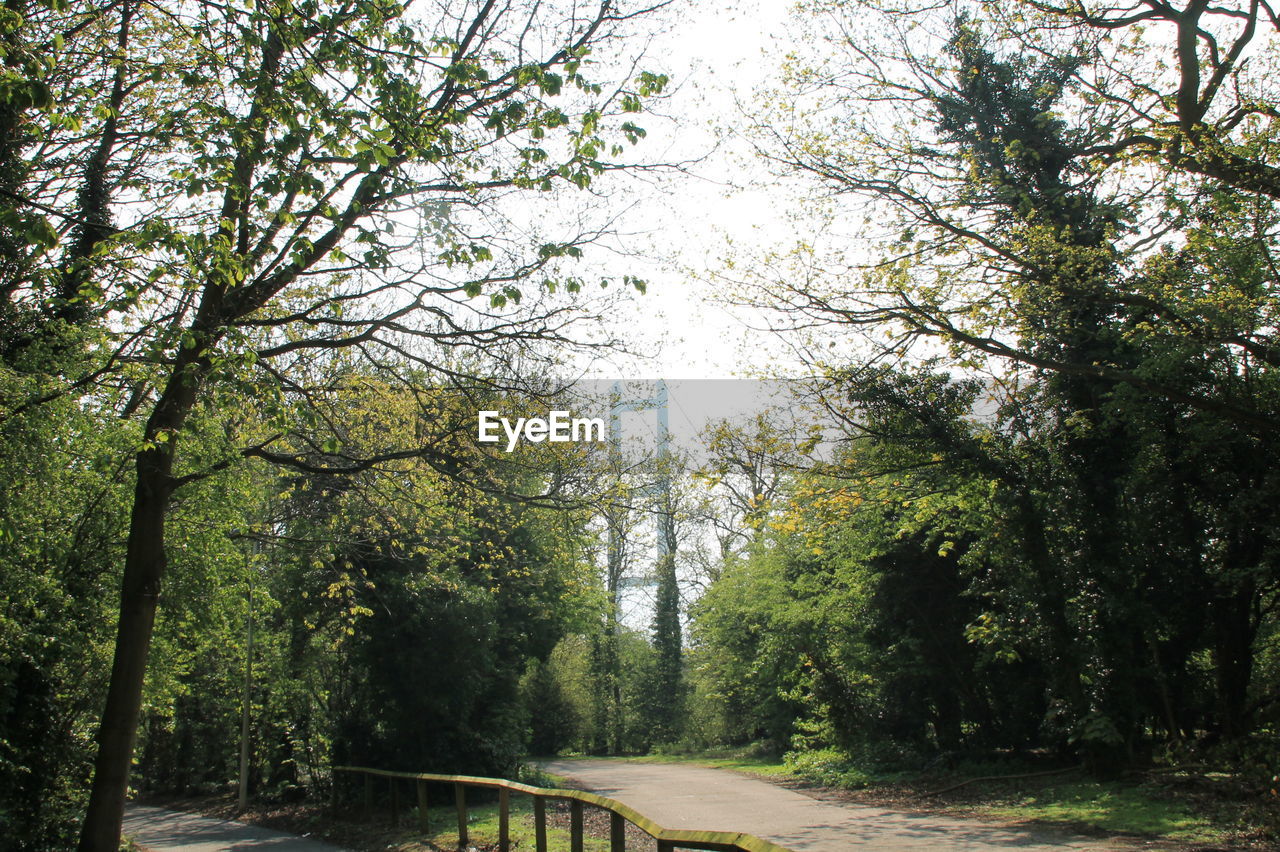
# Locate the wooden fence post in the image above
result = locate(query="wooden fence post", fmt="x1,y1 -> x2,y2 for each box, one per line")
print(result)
533,796 -> 547,852
363,774 -> 372,821
498,787 -> 510,852
610,811 -> 626,852
416,779 -> 430,835
455,783 -> 468,846
390,778 -> 399,826
571,799 -> 584,852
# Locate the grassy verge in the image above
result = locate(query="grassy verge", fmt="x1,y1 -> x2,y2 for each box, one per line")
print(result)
371,798 -> 612,852
983,778 -> 1220,843
578,750 -> 793,779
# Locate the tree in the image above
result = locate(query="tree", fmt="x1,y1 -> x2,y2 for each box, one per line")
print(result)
523,656 -> 580,756
695,412 -> 810,564
639,477 -> 683,744
0,0 -> 670,846
0,392 -> 131,848
731,0 -> 1280,766
688,535 -> 809,751
748,0 -> 1280,430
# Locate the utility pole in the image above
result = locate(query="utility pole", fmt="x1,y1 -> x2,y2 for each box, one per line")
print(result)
238,561 -> 253,810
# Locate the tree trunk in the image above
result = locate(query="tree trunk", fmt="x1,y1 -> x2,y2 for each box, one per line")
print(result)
78,343 -> 206,851
1210,583 -> 1257,740
77,471 -> 168,851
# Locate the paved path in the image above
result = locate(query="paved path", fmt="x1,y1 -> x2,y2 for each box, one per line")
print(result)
541,759 -> 1127,852
124,805 -> 349,851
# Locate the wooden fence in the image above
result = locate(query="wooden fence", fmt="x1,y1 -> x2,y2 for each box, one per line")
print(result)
332,765 -> 793,852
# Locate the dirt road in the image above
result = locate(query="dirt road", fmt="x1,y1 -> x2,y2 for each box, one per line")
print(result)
540,759 -> 1127,851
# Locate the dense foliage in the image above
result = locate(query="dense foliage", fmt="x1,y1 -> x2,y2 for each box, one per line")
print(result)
692,368 -> 1279,771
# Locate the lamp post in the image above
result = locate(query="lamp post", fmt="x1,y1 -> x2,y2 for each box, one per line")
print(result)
238,548 -> 254,811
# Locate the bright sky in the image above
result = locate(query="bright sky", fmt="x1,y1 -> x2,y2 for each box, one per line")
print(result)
573,0 -> 811,381
549,1 -> 848,624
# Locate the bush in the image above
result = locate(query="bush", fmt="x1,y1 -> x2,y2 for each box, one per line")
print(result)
782,747 -> 873,789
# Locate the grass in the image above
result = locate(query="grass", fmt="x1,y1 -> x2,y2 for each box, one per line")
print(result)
561,745 -> 793,781
311,797 -> 613,851
382,798 -> 610,852
984,779 -> 1222,843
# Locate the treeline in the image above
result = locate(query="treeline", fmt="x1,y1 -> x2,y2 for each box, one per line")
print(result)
1,367 -> 690,847
0,375 -> 627,845
689,367 -> 1280,776
685,0 -> 1280,791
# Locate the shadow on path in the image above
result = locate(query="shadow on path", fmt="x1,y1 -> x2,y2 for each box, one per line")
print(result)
541,759 -> 1124,852
123,804 -> 349,852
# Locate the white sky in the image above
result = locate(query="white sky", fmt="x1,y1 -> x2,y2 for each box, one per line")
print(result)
570,0 -> 813,381
545,1 -> 876,627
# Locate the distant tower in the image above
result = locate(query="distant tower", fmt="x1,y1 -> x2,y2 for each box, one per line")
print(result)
608,380 -> 672,586
610,381 -> 683,742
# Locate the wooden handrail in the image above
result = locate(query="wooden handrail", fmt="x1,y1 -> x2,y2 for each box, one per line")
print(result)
333,765 -> 794,852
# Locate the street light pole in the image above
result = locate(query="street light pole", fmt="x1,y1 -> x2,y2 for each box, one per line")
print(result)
238,577 -> 252,810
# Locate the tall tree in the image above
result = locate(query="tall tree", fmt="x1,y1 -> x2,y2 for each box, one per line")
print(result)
0,1 -> 676,847
750,0 -> 1280,430
641,481 -> 683,743
726,0 -> 1280,769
